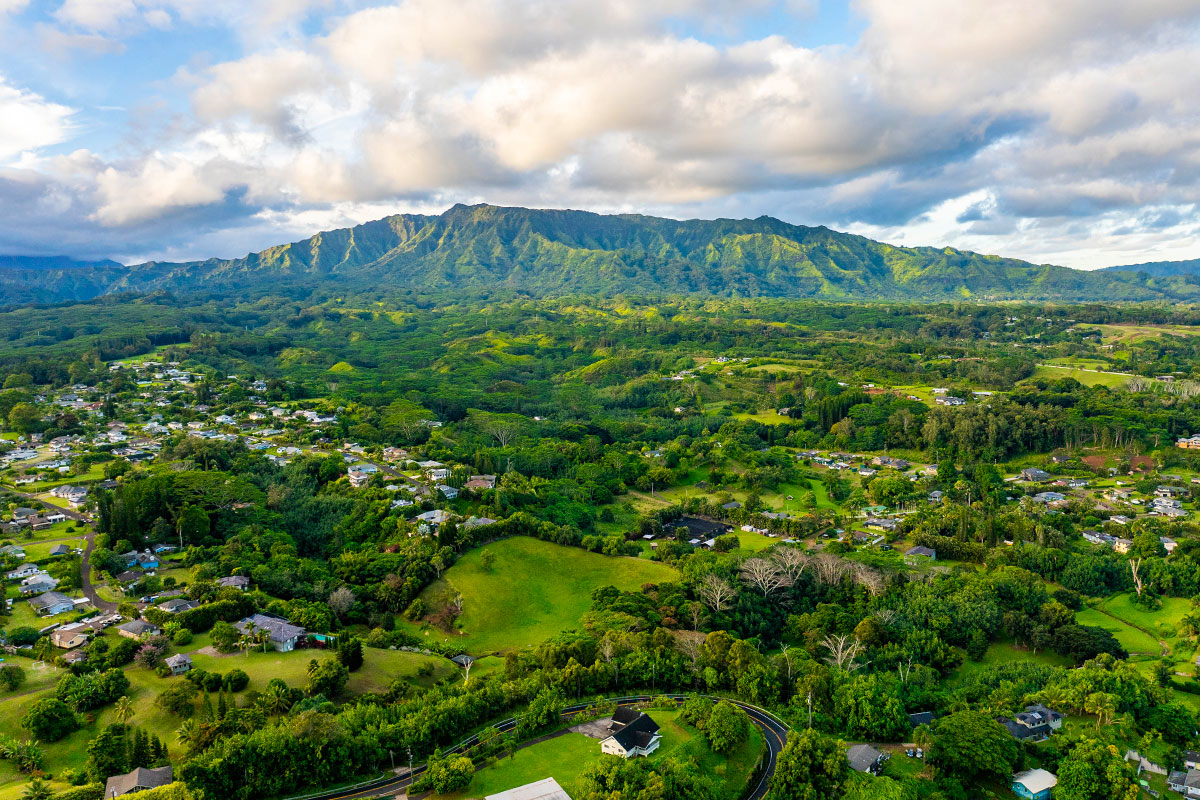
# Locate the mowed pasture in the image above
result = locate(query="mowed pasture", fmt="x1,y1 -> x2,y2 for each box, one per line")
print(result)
435,708 -> 763,800
409,536 -> 677,654
1075,606 -> 1162,656
1027,364 -> 1131,388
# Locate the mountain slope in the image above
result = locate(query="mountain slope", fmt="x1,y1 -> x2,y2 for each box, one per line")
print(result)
5,204 -> 1200,304
1102,258 -> 1200,278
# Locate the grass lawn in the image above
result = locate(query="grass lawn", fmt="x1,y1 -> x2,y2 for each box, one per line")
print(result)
1097,593 -> 1190,641
949,640 -> 1073,686
438,708 -> 763,800
732,410 -> 792,425
1026,365 -> 1130,388
1075,607 -> 1162,656
20,538 -> 86,561
404,537 -> 677,654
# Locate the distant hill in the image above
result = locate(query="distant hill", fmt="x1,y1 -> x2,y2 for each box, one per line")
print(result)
1101,258 -> 1200,278
5,204 -> 1200,304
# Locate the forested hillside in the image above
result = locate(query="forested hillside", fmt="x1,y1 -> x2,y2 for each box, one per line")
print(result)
8,204 -> 1200,304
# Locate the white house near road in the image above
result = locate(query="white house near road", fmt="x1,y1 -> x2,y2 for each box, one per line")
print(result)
600,709 -> 662,758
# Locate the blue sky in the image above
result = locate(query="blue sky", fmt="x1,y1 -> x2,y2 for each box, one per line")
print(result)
0,0 -> 1198,269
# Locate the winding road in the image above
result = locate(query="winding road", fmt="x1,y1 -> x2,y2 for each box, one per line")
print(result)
291,694 -> 790,800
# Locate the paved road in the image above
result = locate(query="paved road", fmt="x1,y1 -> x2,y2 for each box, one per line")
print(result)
292,694 -> 790,800
80,525 -> 116,612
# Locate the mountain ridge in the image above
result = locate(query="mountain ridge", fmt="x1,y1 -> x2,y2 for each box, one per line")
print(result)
4,203 -> 1200,305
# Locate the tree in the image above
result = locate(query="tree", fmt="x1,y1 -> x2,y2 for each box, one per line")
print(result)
1083,692 -> 1118,729
739,557 -> 792,597
698,574 -> 737,613
305,658 -> 349,698
329,586 -> 355,620
157,681 -> 198,716
19,778 -> 52,800
114,696 -> 135,725
1055,739 -> 1139,800
176,503 -> 211,546
768,728 -> 850,800
20,698 -> 79,742
0,665 -> 26,692
705,701 -> 749,754
211,621 -> 239,653
7,403 -> 39,434
479,550 -> 496,572
928,711 -> 1019,786
336,637 -> 364,672
821,634 -> 864,671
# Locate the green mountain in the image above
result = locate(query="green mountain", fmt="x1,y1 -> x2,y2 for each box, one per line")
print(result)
1101,258 -> 1200,278
6,204 -> 1200,304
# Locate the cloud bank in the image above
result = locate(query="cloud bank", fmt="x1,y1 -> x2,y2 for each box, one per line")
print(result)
0,0 -> 1198,267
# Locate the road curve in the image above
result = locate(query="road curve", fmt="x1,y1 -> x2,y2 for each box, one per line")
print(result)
291,694 -> 789,800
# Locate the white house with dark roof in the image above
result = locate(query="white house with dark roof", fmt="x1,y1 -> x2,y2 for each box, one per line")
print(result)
236,613 -> 305,652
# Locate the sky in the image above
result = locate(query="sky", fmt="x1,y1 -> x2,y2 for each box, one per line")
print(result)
0,1 -> 1199,268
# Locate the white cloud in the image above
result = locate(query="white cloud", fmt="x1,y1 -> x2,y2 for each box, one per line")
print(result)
0,79 -> 75,163
3,0 -> 1200,267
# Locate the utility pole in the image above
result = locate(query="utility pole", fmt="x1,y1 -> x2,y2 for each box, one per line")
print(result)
389,750 -> 394,772
407,746 -> 412,778
806,690 -> 812,729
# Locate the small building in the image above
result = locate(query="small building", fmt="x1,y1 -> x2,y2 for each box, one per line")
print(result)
485,777 -> 572,800
1020,468 -> 1051,482
217,575 -> 250,591
165,653 -> 193,675
1012,768 -> 1057,800
104,766 -> 174,797
846,744 -> 888,775
1170,769 -> 1200,798
159,598 -> 196,614
50,623 -> 89,649
235,613 -> 306,652
117,620 -> 162,640
600,710 -> 662,758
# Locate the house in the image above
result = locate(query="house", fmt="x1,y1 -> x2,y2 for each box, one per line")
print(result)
236,613 -> 306,652
1012,768 -> 1057,800
117,620 -> 162,640
1112,537 -> 1133,554
50,623 -> 89,649
999,704 -> 1062,741
720,501 -> 742,510
30,591 -> 76,616
49,544 -> 70,557
62,649 -> 88,665
935,396 -> 965,406
116,570 -> 144,584
5,563 -> 41,580
20,574 -> 59,595
864,517 -> 897,532
436,485 -> 459,500
104,766 -> 174,797
159,598 -> 196,614
1032,491 -> 1066,504
908,711 -> 936,728
905,546 -> 936,561
673,516 -> 732,539
1169,769 -> 1200,798
485,777 -> 572,800
1020,468 -> 1051,482
928,490 -> 944,504
414,509 -> 451,526
217,575 -> 250,591
464,475 -> 497,490
165,653 -> 193,675
846,744 -> 888,775
0,544 -> 26,559
600,710 -> 662,758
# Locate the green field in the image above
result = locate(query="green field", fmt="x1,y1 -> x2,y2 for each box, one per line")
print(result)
1097,593 -> 1191,641
438,708 -> 763,800
1075,607 -> 1162,655
1027,364 -> 1130,388
949,640 -> 1073,686
406,537 -> 677,654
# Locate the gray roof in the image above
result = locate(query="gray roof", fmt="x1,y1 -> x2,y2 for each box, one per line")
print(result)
236,613 -> 305,644
846,744 -> 886,772
105,766 -> 173,797
165,654 -> 192,668
29,591 -> 74,611
118,619 -> 160,636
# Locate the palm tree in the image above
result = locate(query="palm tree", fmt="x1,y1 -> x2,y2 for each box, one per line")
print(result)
261,683 -> 292,716
1181,612 -> 1200,643
20,778 -> 52,800
175,718 -> 198,749
114,696 -> 135,726
1084,692 -> 1118,729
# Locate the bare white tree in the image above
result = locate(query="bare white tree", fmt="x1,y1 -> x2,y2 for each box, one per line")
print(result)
813,553 -> 848,586
1130,558 -> 1144,597
851,563 -> 886,596
449,592 -> 464,615
329,586 -> 355,620
739,557 -> 792,597
771,547 -> 811,584
698,574 -> 738,613
821,633 -> 865,671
